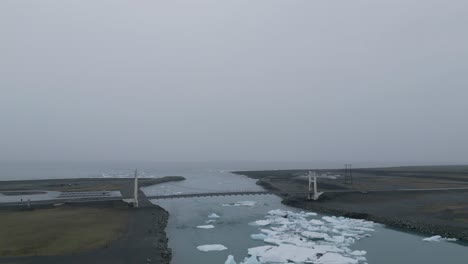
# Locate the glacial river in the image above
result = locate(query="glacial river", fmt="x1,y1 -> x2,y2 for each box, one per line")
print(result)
140,165 -> 468,264
1,161 -> 468,263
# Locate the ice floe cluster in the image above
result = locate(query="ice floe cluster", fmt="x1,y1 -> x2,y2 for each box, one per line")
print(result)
227,209 -> 375,264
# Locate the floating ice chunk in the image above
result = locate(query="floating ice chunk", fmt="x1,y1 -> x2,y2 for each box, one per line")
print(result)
309,219 -> 325,225
306,212 -> 318,216
260,229 -> 278,236
323,216 -> 341,224
222,201 -> 256,207
238,201 -> 256,206
316,252 -> 359,264
197,225 -> 215,229
250,233 -> 267,240
208,213 -> 220,219
248,246 -> 274,257
268,209 -> 289,217
205,219 -> 216,224
254,244 -> 321,263
251,220 -> 270,226
196,244 -> 227,252
225,255 -> 237,264
423,235 -> 443,242
302,231 -> 329,240
351,250 -> 366,256
240,255 -> 261,264
423,235 -> 457,242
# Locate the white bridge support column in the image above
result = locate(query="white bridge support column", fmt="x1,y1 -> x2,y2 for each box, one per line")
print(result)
134,169 -> 139,208
308,171 -> 324,201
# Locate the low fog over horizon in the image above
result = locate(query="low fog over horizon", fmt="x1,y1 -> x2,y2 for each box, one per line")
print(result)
1,1 -> 467,165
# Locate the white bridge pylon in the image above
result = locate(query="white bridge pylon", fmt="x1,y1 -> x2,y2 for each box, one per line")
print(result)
308,171 -> 324,200
133,169 -> 139,208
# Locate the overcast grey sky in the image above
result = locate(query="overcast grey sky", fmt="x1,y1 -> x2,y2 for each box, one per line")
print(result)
0,0 -> 467,164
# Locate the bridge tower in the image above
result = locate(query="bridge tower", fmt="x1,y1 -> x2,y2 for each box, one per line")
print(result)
133,169 -> 139,208
307,171 -> 324,200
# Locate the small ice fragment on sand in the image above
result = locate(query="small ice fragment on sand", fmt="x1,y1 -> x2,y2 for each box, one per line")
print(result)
423,235 -> 443,242
423,235 -> 457,242
197,225 -> 215,229
251,220 -> 270,226
225,255 -> 237,264
208,213 -> 220,219
197,244 -> 227,252
250,233 -> 267,240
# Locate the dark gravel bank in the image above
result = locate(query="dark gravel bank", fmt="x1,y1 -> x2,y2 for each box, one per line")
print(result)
236,168 -> 468,242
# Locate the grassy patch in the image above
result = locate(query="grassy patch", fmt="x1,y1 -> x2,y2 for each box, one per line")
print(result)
0,206 -> 129,257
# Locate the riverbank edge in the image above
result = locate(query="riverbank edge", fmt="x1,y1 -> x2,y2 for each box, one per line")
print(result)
0,176 -> 186,264
154,205 -> 172,264
240,173 -> 468,242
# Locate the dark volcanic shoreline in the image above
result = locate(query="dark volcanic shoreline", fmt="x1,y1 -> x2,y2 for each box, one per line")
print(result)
234,167 -> 468,242
0,176 -> 185,264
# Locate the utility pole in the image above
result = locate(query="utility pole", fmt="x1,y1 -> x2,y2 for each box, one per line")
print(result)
344,164 -> 353,185
134,169 -> 139,208
308,171 -> 313,200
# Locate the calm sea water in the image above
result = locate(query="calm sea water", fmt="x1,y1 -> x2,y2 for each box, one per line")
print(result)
1,161 -> 467,263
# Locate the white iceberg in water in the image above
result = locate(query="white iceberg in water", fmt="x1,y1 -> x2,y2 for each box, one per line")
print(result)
268,209 -> 289,217
317,252 -> 359,264
302,231 -> 330,240
250,233 -> 268,240
196,225 -> 215,229
196,244 -> 227,252
309,219 -> 325,225
423,235 -> 457,242
239,255 -> 262,264
225,255 -> 237,264
208,213 -> 220,219
251,220 -> 270,226
225,255 -> 262,264
240,210 -> 374,264
223,201 -> 257,207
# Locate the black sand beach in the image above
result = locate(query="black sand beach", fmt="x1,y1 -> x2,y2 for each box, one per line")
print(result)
0,177 -> 185,264
234,166 -> 468,241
